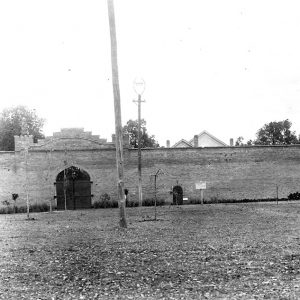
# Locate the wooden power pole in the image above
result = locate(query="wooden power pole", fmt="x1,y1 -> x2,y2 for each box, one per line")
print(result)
25,147 -> 30,219
133,93 -> 145,207
107,0 -> 127,228
133,78 -> 145,208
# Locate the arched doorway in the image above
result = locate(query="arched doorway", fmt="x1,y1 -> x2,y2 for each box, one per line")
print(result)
173,185 -> 183,205
55,166 -> 92,210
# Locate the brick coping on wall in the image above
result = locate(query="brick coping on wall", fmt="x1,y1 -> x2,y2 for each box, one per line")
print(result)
2,143 -> 300,154
133,144 -> 300,151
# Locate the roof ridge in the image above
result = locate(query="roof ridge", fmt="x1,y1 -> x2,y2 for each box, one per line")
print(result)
188,130 -> 227,146
172,139 -> 193,148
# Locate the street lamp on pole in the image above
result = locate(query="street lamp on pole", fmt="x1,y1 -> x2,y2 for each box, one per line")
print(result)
133,78 -> 145,207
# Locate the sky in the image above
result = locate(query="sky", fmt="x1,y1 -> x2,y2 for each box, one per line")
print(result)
0,0 -> 300,146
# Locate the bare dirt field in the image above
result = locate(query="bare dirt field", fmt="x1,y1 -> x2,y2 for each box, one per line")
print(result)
0,203 -> 300,299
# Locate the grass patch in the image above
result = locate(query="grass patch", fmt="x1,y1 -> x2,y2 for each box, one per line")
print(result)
0,203 -> 300,299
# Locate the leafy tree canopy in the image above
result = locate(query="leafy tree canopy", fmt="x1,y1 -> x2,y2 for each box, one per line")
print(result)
123,119 -> 160,148
235,136 -> 254,146
254,119 -> 299,145
0,106 -> 45,151
235,136 -> 244,146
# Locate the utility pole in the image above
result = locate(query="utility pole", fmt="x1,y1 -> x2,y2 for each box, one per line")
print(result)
133,78 -> 145,207
47,149 -> 53,213
64,149 -> 68,211
150,169 -> 163,220
107,0 -> 127,228
21,120 -> 31,219
25,146 -> 30,219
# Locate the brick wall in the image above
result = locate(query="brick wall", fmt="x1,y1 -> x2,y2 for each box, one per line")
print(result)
132,146 -> 300,201
53,145 -> 299,201
1,145 -> 300,208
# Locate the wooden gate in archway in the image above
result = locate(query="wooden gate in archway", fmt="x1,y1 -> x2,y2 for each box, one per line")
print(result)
55,166 -> 92,210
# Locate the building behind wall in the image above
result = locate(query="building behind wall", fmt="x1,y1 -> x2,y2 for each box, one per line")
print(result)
172,130 -> 228,148
1,128 -> 300,209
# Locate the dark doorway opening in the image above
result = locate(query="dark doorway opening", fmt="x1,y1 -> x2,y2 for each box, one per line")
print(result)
55,166 -> 92,210
173,185 -> 183,205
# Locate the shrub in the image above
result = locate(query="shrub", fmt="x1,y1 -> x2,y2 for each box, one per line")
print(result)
92,200 -> 101,209
142,198 -> 165,207
126,200 -> 139,207
15,206 -> 27,214
91,196 -> 167,208
288,192 -> 300,200
208,197 -> 219,204
0,206 -> 14,214
30,203 -> 49,212
100,193 -> 111,202
93,193 -> 118,209
0,203 -> 50,214
183,197 -> 289,205
1,200 -> 12,214
2,200 -> 10,207
189,198 -> 203,204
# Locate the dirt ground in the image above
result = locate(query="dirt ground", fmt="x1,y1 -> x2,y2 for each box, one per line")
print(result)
0,202 -> 300,299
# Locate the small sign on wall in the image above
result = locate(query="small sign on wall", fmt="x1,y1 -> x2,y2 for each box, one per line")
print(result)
195,181 -> 206,190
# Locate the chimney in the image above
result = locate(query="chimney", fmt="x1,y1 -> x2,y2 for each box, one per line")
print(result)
193,135 -> 199,147
123,134 -> 130,148
230,138 -> 234,146
112,134 -> 116,144
166,140 -> 170,148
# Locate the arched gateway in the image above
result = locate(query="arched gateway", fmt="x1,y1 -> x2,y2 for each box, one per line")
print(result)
55,166 -> 92,210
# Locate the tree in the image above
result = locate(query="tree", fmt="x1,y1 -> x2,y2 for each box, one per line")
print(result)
235,136 -> 244,146
235,136 -> 254,146
255,119 -> 299,145
0,106 -> 45,151
123,119 -> 160,148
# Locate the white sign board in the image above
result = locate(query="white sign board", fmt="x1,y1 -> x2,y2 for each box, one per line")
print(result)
195,181 -> 206,190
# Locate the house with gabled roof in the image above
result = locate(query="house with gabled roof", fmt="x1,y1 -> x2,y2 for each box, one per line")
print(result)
172,139 -> 193,148
172,130 -> 227,148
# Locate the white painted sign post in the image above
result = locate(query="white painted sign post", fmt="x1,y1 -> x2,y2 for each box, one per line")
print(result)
196,181 -> 206,205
